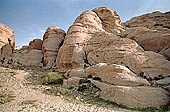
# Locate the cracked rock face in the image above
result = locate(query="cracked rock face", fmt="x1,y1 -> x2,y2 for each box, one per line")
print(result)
120,51 -> 170,78
56,7 -> 130,71
87,63 -> 150,86
42,26 -> 65,69
92,80 -> 170,108
0,24 -> 15,62
29,39 -> 43,50
0,24 -> 15,49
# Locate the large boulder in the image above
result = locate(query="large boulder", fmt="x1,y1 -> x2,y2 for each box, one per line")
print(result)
42,26 -> 65,69
122,27 -> 170,53
29,39 -> 43,50
0,24 -> 15,49
85,36 -> 143,65
120,51 -> 170,78
159,47 -> 170,61
13,49 -> 43,67
0,24 -> 15,62
124,11 -> 170,29
92,80 -> 170,108
87,63 -> 150,86
56,7 -> 130,71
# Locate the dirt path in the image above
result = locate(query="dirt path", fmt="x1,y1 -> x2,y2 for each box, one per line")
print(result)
0,67 -> 132,112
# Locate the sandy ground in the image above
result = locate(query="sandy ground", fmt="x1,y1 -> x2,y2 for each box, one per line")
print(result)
0,67 -> 133,112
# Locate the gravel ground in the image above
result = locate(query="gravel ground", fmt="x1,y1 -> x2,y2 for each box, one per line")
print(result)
0,67 -> 133,112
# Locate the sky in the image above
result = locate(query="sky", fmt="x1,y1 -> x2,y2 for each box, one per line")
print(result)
0,0 -> 170,47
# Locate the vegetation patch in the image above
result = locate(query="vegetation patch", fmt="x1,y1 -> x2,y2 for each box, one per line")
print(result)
0,92 -> 15,104
43,72 -> 64,85
20,100 -> 37,105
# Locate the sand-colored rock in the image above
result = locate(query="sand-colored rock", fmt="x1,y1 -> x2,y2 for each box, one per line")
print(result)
93,7 -> 124,34
87,63 -> 149,86
122,27 -> 170,53
124,11 -> 170,29
0,24 -> 15,63
160,47 -> 170,61
42,26 -> 65,69
156,77 -> 170,85
0,24 -> 15,49
63,77 -> 82,87
17,49 -> 43,67
29,39 -> 43,50
64,68 -> 86,78
86,36 -> 143,65
92,80 -> 170,108
120,51 -> 170,78
56,7 -> 124,71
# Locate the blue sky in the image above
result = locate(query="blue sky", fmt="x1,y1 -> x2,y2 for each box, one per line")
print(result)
0,0 -> 170,46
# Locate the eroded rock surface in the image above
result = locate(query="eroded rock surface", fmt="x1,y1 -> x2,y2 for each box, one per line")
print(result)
122,27 -> 170,53
56,7 -> 131,71
92,80 -> 170,108
42,26 -> 65,69
0,24 -> 15,63
87,63 -> 150,86
120,51 -> 170,78
29,39 -> 43,50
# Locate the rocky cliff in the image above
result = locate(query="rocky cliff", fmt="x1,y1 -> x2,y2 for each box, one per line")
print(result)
0,7 -> 170,108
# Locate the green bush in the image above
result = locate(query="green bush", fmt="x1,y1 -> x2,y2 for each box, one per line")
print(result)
43,72 -> 64,85
0,93 -> 15,104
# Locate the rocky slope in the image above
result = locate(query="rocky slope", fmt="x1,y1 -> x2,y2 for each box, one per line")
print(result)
0,7 -> 170,109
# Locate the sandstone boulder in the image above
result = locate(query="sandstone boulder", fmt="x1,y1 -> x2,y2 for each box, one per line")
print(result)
93,7 -> 124,34
85,36 -> 143,65
160,47 -> 170,61
92,80 -> 170,108
63,77 -> 82,87
0,24 -> 15,62
87,63 -> 149,86
42,26 -> 65,69
124,11 -> 170,29
156,77 -> 170,85
56,7 -> 134,71
64,68 -> 86,78
29,39 -> 43,50
0,24 -> 15,49
120,51 -> 170,78
16,49 -> 43,67
122,27 -> 170,53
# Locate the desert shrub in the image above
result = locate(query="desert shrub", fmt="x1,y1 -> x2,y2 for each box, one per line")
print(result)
0,93 -> 15,104
43,72 -> 64,85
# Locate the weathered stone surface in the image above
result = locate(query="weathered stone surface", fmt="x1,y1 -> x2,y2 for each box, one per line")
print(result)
122,27 -> 170,53
16,49 -> 43,67
93,7 -> 124,34
87,63 -> 149,86
0,24 -> 15,62
120,51 -> 170,78
64,68 -> 86,78
156,77 -> 170,85
29,39 -> 43,50
92,80 -> 170,108
124,11 -> 170,29
0,24 -> 15,49
86,37 -> 143,65
42,26 -> 65,69
56,7 -> 124,71
160,47 -> 170,61
63,77 -> 82,87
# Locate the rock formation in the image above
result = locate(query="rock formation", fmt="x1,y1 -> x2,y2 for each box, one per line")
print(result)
29,39 -> 43,50
0,7 -> 170,109
42,26 -> 65,69
124,11 -> 170,29
0,24 -> 15,64
56,7 -> 126,71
